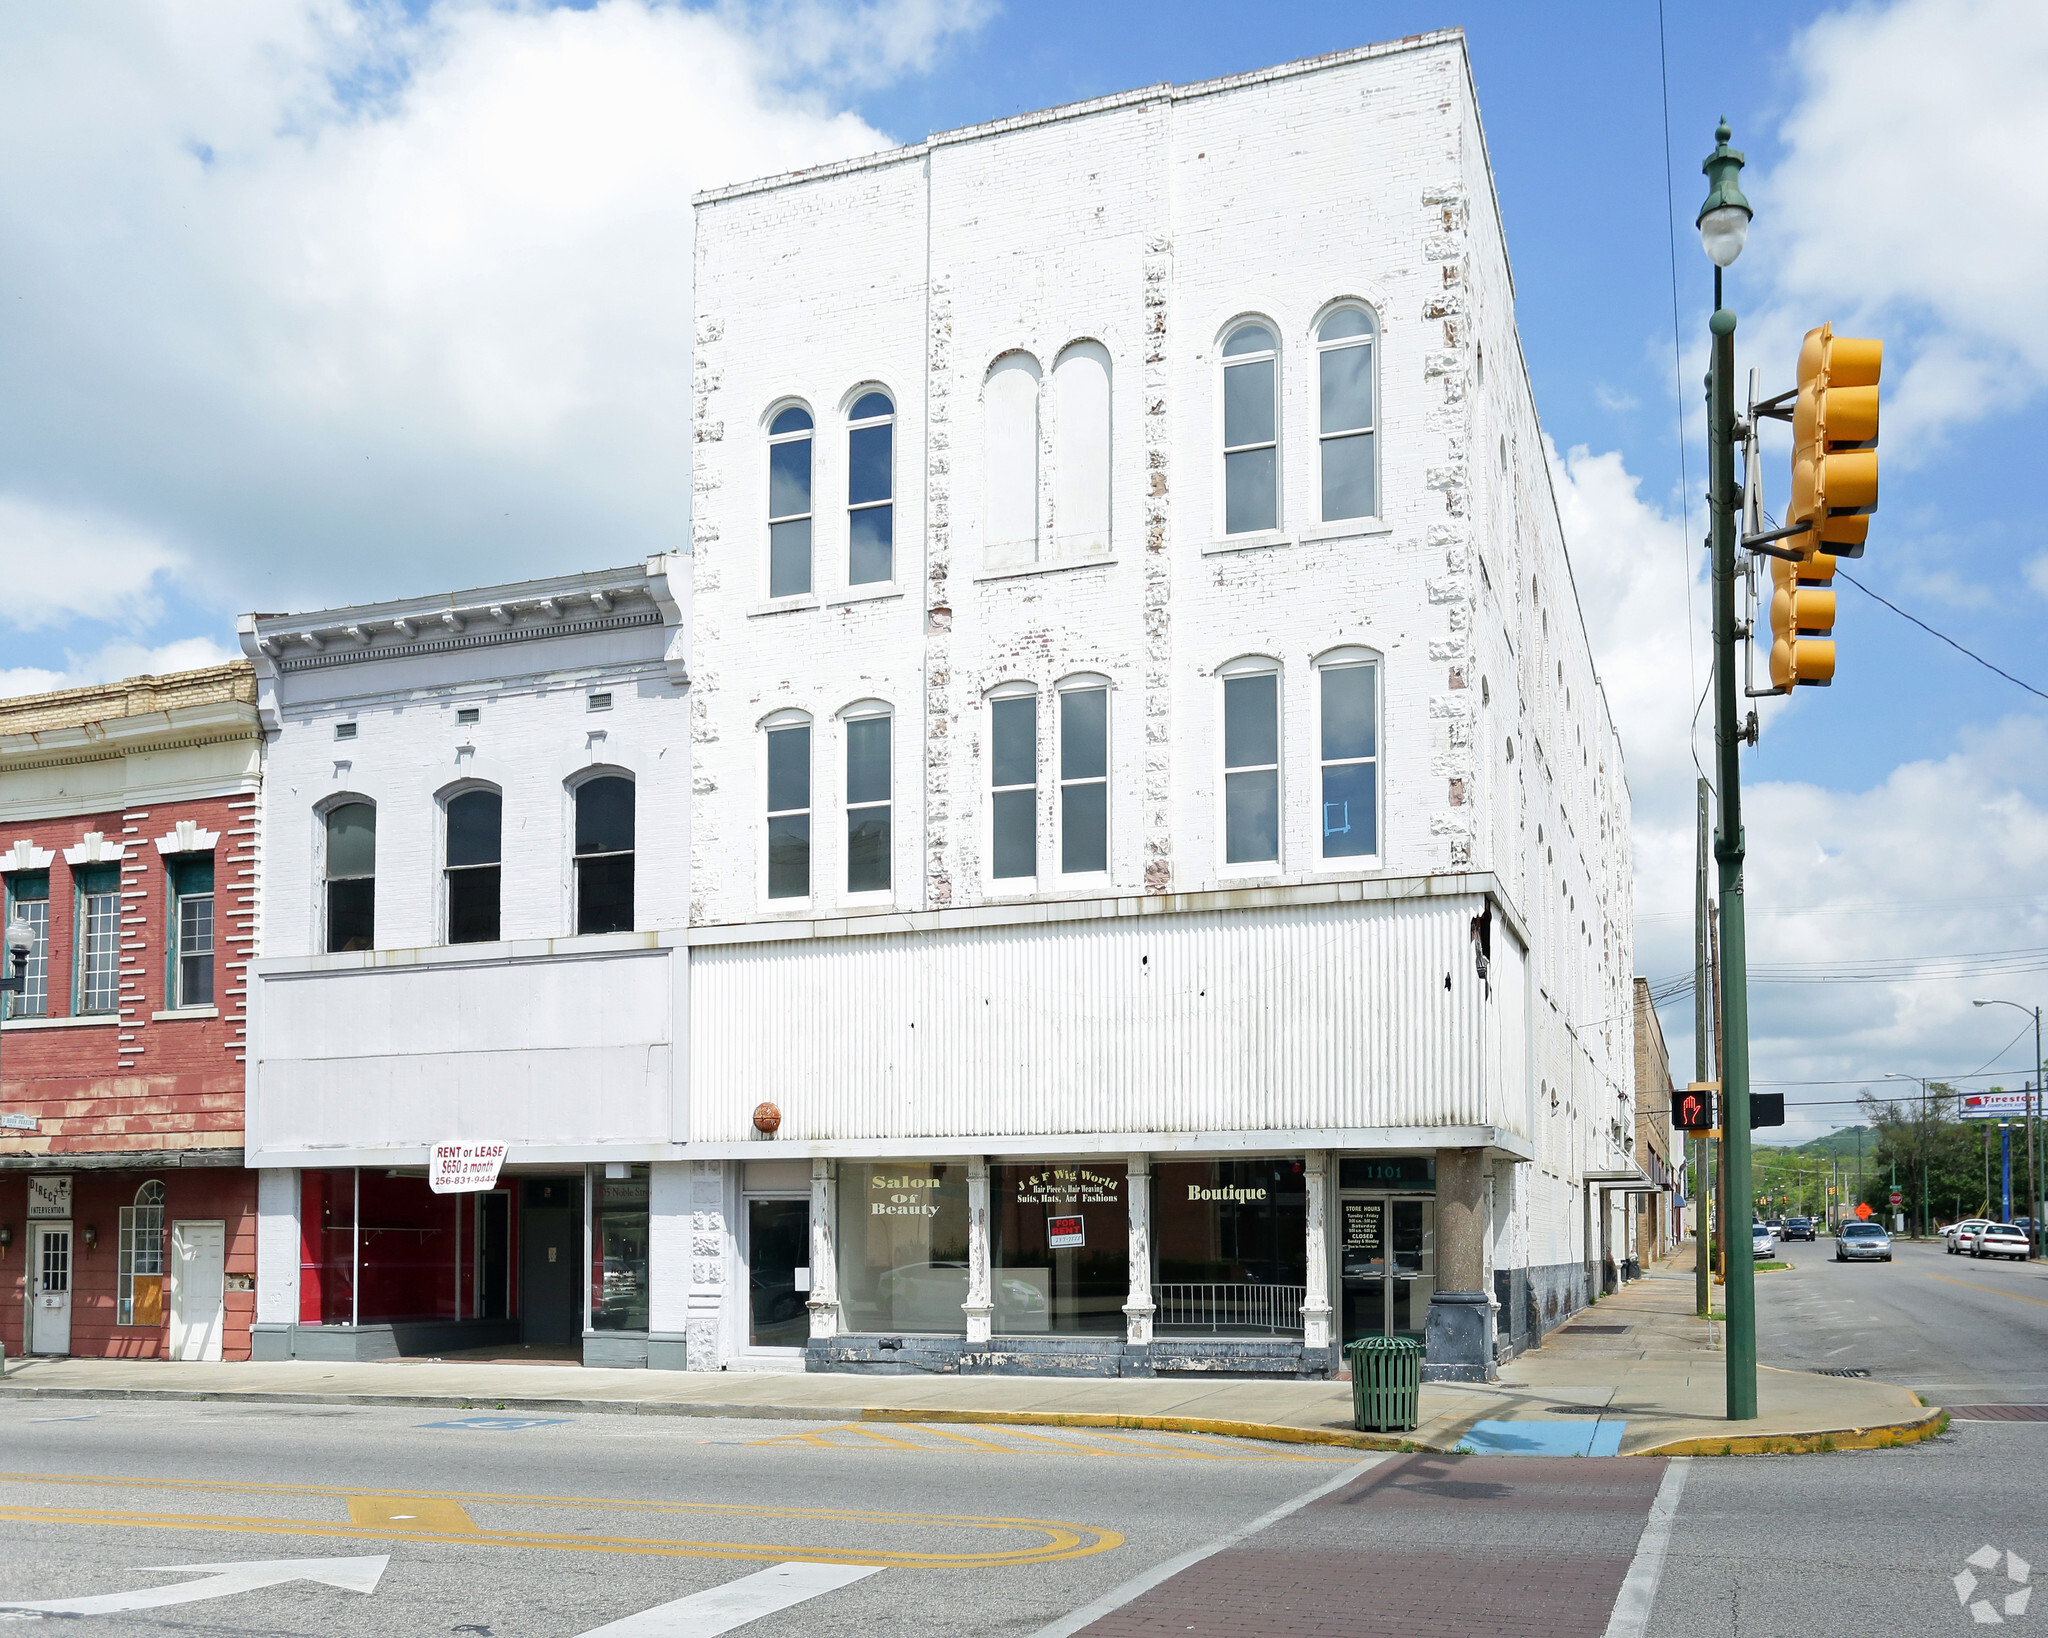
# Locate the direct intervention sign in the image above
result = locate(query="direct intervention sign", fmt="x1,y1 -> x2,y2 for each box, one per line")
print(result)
429,1141 -> 508,1194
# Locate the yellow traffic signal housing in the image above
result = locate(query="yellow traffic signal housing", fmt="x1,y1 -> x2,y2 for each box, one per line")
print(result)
1769,546 -> 1837,688
1789,324 -> 1882,558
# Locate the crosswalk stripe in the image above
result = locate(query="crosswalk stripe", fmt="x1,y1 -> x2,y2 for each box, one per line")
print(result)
574,1562 -> 885,1637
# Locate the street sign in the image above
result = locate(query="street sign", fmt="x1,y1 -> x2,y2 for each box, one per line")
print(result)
1855,1203 -> 1872,1220
1888,1190 -> 1903,1206
0,1112 -> 36,1132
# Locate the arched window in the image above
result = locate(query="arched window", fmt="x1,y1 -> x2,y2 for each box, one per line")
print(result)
573,777 -> 634,934
1316,650 -> 1380,859
1318,308 -> 1377,522
446,789 -> 502,944
848,391 -> 894,585
118,1179 -> 164,1327
1220,658 -> 1280,864
988,683 -> 1037,882
1053,342 -> 1111,555
984,355 -> 1041,561
765,714 -> 812,901
768,404 -> 813,599
844,705 -> 892,895
1222,323 -> 1279,535
324,802 -> 375,952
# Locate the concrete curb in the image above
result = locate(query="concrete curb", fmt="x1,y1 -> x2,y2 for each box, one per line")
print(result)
1627,1407 -> 1949,1458
860,1406 -> 1428,1452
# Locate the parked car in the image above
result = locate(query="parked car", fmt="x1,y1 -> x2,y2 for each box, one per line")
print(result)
1783,1217 -> 1815,1242
1835,1221 -> 1892,1262
1752,1223 -> 1776,1260
1964,1223 -> 2031,1262
1945,1219 -> 1990,1254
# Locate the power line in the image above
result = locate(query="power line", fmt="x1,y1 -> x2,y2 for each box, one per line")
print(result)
1836,567 -> 2048,703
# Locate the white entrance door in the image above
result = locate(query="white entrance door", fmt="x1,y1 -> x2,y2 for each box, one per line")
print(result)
168,1220 -> 226,1361
30,1224 -> 72,1355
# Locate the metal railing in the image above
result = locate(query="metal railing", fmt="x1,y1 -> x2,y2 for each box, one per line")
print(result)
1153,1282 -> 1305,1334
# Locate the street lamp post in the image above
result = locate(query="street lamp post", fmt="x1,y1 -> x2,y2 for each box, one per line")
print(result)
1698,119 -> 1757,1420
1974,999 -> 2043,1259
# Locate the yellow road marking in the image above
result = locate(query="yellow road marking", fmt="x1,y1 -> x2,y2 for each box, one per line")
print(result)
347,1496 -> 480,1533
839,1425 -> 931,1451
743,1422 -> 1346,1463
905,1424 -> 1019,1455
1924,1271 -> 2048,1309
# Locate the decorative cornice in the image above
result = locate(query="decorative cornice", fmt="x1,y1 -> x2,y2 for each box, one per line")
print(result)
0,839 -> 54,874
62,832 -> 127,866
154,820 -> 221,856
273,607 -> 660,673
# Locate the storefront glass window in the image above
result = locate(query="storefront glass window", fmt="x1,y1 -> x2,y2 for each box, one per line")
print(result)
991,1162 -> 1128,1335
836,1163 -> 971,1334
591,1165 -> 650,1331
357,1170 -> 460,1321
1152,1158 -> 1306,1335
300,1168 -> 357,1325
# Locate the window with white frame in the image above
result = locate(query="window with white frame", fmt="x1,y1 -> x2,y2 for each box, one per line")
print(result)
574,777 -> 635,934
844,710 -> 892,895
2,871 -> 47,1018
767,404 -> 814,598
1058,682 -> 1109,875
765,720 -> 812,900
1317,308 -> 1378,521
1318,657 -> 1380,859
117,1179 -> 164,1326
1222,323 -> 1279,535
847,391 -> 894,585
167,856 -> 215,1008
445,789 -> 502,944
989,687 -> 1037,881
1221,664 -> 1280,865
73,864 -> 119,1013
324,802 -> 376,953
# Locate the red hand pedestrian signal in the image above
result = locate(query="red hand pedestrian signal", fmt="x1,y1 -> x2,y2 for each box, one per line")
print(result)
1675,1087 -> 1719,1132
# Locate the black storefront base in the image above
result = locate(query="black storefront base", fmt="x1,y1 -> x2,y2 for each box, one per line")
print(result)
808,1335 -> 1337,1379
252,1319 -> 521,1362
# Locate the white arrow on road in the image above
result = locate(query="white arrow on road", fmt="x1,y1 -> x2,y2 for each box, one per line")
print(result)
575,1562 -> 885,1637
0,1555 -> 388,1616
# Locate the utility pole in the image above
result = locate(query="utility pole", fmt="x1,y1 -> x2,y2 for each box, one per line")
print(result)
1711,906 -> 1727,1288
1695,778 -> 1713,1316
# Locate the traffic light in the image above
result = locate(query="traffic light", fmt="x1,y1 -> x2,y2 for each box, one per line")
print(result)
1676,1085 -> 1719,1132
1777,323 -> 1881,689
1749,1093 -> 1786,1130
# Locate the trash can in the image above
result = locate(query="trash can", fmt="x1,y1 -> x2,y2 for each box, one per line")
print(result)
1347,1334 -> 1422,1433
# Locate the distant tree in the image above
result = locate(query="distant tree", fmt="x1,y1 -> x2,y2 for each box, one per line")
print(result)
1858,1084 -> 1977,1232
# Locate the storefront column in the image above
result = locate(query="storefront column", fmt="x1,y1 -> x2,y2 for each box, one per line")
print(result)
1123,1154 -> 1154,1346
647,1162 -> 691,1370
1301,1151 -> 1333,1351
251,1167 -> 300,1361
684,1159 -> 730,1371
807,1158 -> 840,1340
1424,1146 -> 1496,1382
964,1157 -> 993,1343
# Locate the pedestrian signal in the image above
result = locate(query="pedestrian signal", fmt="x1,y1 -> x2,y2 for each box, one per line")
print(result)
1675,1086 -> 1719,1132
1749,1093 -> 1786,1129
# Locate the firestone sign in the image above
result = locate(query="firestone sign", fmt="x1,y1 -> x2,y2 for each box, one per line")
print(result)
429,1142 -> 508,1194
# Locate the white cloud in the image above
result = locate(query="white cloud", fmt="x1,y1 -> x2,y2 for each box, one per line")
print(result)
2027,555 -> 2048,600
0,0 -> 972,618
0,635 -> 240,703
0,494 -> 183,631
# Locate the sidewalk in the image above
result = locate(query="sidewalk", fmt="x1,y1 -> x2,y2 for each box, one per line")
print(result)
0,1257 -> 1939,1457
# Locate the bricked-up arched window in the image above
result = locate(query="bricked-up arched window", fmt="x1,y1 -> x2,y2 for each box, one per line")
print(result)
324,802 -> 375,953
118,1180 -> 165,1327
1053,342 -> 1111,555
847,391 -> 894,586
1317,307 -> 1378,522
767,404 -> 813,598
984,354 -> 1041,562
573,777 -> 634,935
445,789 -> 502,944
1221,322 -> 1279,535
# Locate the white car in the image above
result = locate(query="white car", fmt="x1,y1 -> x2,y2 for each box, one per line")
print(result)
1752,1223 -> 1776,1259
1946,1219 -> 1990,1254
1964,1222 -> 2031,1262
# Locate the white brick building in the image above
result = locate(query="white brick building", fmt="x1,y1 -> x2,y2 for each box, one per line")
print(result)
684,31 -> 1637,1380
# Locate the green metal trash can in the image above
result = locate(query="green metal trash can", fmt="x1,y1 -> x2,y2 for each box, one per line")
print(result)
1347,1334 -> 1422,1433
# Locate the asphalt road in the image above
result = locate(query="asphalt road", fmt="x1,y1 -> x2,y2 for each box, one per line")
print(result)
0,1242 -> 2037,1638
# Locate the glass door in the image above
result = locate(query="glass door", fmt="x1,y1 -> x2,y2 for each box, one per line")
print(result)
747,1197 -> 811,1348
1339,1195 -> 1434,1344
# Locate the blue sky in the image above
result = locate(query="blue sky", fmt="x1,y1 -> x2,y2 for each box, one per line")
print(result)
2,0 -> 2043,1135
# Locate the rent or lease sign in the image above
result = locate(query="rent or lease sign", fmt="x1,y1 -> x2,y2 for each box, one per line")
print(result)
430,1142 -> 508,1194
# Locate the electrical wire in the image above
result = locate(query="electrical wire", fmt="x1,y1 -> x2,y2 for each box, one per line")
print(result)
1835,568 -> 2048,703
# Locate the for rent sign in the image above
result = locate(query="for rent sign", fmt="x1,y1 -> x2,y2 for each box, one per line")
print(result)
429,1142 -> 508,1194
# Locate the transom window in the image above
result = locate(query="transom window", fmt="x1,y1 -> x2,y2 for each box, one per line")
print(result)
1319,661 -> 1379,858
1059,685 -> 1109,875
767,404 -> 813,599
446,789 -> 502,944
847,391 -> 894,586
168,856 -> 215,1008
324,802 -> 376,953
845,712 -> 892,895
573,777 -> 634,935
1318,308 -> 1378,521
74,864 -> 120,1013
990,692 -> 1037,881
766,722 -> 812,900
1222,323 -> 1279,535
2,871 -> 48,1019
1222,668 -> 1280,865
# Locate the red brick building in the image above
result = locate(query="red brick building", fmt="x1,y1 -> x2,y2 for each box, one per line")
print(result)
0,664 -> 261,1359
